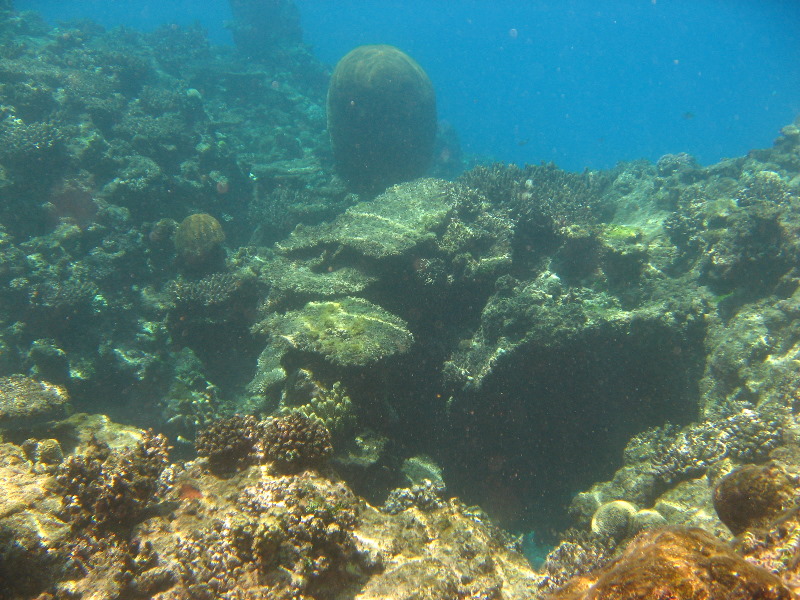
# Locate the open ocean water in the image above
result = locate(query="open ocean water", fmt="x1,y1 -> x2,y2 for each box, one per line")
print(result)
20,0 -> 800,169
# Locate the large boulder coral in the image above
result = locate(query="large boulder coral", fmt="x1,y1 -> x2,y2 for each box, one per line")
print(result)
327,44 -> 437,193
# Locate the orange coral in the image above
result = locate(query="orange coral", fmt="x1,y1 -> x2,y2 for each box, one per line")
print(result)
548,527 -> 792,600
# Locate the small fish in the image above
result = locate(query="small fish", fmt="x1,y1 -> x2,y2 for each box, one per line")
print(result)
178,482 -> 203,500
682,111 -> 695,120
517,138 -> 530,147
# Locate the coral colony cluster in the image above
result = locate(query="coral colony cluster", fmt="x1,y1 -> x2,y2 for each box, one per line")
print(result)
0,0 -> 800,597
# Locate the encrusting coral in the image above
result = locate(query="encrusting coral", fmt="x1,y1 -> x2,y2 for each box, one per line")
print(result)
548,527 -> 793,600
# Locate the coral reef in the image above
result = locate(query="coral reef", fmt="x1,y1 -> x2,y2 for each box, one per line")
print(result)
0,374 -> 69,429
3,7 -> 800,596
548,527 -> 793,600
327,45 -> 437,193
262,412 -> 333,473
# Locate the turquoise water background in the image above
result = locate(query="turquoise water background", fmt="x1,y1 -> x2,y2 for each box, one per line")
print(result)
18,1 -> 800,170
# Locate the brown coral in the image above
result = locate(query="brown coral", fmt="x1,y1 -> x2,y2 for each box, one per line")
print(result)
713,463 -> 794,535
173,212 -> 225,270
195,414 -> 261,474
548,527 -> 792,600
262,412 -> 333,473
56,431 -> 170,533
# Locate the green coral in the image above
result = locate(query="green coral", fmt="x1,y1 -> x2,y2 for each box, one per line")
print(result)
276,178 -> 454,260
280,370 -> 356,436
255,297 -> 413,367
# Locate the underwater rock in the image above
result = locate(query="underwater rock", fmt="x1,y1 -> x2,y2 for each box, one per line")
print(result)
327,44 -> 437,193
0,442 -> 70,598
0,374 -> 69,430
548,527 -> 792,600
27,337 -> 70,384
254,296 -> 414,367
356,557 -> 459,600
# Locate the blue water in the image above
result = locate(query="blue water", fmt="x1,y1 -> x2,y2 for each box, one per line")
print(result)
19,0 -> 800,171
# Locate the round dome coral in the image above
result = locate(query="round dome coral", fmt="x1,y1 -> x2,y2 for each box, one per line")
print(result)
327,44 -> 437,194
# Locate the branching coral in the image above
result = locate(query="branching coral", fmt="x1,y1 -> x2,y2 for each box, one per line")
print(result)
56,431 -> 170,532
195,414 -> 261,474
261,412 -> 333,473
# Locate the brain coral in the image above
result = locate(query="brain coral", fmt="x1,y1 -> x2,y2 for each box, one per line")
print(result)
327,44 -> 437,194
174,213 -> 225,270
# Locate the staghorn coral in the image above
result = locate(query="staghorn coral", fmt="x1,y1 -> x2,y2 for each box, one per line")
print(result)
56,430 -> 170,532
459,162 -> 612,231
29,276 -> 98,310
262,412 -> 333,473
166,271 -> 257,310
0,116 -> 65,172
195,414 -> 261,474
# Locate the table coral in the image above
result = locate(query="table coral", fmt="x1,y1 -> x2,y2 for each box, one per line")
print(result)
255,297 -> 414,367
